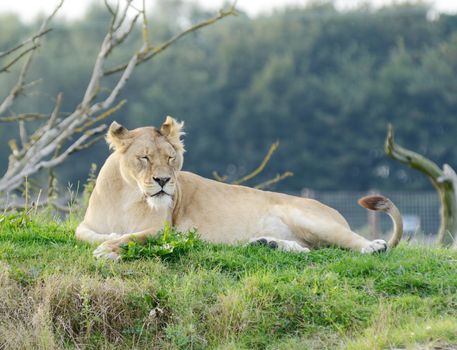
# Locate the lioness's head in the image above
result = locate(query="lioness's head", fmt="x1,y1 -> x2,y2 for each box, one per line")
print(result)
106,116 -> 184,209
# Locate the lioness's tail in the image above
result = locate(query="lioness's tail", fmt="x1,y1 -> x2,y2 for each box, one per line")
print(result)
358,195 -> 403,248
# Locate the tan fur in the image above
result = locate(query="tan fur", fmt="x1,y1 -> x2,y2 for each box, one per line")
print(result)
76,117 -> 403,260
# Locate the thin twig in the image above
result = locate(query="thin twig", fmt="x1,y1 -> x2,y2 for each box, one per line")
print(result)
75,134 -> 105,152
141,0 -> 152,49
0,28 -> 52,58
75,99 -> 126,132
114,0 -> 133,31
113,13 -> 140,47
212,171 -> 228,182
233,142 -> 280,185
103,0 -> 117,19
0,45 -> 40,73
254,172 -> 294,190
0,113 -> 49,123
47,92 -> 63,130
19,120 -> 28,148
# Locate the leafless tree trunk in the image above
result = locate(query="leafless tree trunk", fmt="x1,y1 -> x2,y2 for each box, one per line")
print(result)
385,124 -> 457,246
0,0 -> 236,195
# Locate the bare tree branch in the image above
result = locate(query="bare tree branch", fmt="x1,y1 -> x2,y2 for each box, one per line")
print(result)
0,44 -> 40,73
214,141 -> 292,189
1,125 -> 107,191
0,0 -> 237,195
0,113 -> 49,123
233,142 -> 279,185
0,0 -> 64,116
19,120 -> 28,148
212,171 -> 228,182
46,92 -> 63,130
255,172 -> 294,190
385,124 -> 457,246
0,28 -> 52,59
37,124 -> 108,170
439,164 -> 457,187
74,134 -> 105,152
104,3 -> 238,76
82,2 -> 138,107
76,99 -> 126,132
103,0 -> 118,20
0,51 -> 34,115
140,0 -> 152,49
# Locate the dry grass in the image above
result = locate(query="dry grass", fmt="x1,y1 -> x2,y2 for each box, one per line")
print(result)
0,263 -> 167,349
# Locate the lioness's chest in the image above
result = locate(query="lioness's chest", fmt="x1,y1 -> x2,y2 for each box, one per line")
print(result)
108,201 -> 169,234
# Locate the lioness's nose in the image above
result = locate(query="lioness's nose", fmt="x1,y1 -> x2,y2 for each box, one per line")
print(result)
153,177 -> 170,187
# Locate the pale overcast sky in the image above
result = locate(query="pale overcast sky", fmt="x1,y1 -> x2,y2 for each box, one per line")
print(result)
0,0 -> 456,22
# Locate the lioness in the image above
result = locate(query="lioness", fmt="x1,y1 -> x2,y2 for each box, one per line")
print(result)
76,116 -> 402,260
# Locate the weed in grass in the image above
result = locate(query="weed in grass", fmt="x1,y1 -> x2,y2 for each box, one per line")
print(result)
0,210 -> 32,228
120,224 -> 200,261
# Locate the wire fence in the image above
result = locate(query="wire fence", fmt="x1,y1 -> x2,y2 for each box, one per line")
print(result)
300,189 -> 440,240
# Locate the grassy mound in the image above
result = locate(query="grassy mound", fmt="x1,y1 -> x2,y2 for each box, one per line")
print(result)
1,214 -> 457,349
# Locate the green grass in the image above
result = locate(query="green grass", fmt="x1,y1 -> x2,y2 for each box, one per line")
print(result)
1,213 -> 457,349
120,225 -> 200,261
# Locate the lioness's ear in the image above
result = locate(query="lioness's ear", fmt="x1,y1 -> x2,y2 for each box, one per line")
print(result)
106,121 -> 132,152
160,116 -> 184,138
160,116 -> 185,152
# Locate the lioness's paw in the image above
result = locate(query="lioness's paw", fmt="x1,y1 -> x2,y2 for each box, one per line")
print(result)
249,237 -> 310,253
93,242 -> 121,261
361,239 -> 388,254
250,237 -> 279,249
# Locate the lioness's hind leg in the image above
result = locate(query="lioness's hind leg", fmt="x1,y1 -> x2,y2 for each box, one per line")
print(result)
249,237 -> 310,253
280,207 -> 388,253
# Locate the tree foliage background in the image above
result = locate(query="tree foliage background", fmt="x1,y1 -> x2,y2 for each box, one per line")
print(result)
1,1 -> 457,192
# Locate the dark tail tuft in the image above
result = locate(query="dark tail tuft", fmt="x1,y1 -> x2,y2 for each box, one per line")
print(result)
358,195 -> 390,211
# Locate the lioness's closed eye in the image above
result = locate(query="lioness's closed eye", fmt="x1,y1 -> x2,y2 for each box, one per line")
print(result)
76,116 -> 402,260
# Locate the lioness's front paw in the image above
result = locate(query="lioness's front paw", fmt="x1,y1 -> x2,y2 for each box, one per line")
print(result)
361,239 -> 388,254
93,240 -> 121,261
108,232 -> 122,240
